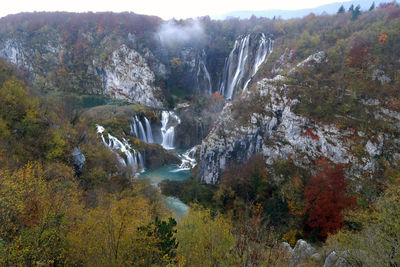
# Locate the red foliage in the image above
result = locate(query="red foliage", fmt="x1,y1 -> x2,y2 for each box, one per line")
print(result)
387,7 -> 400,20
302,127 -> 319,140
346,37 -> 370,68
379,2 -> 397,9
303,162 -> 356,241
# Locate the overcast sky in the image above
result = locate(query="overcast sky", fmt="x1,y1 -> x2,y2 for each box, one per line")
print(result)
1,0 -> 344,19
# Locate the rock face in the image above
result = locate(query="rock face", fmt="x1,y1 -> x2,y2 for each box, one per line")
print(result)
72,147 -> 86,175
0,39 -> 31,70
96,45 -> 164,108
281,239 -> 320,265
172,47 -> 214,95
0,29 -> 165,108
292,239 -> 317,263
198,52 -> 400,184
0,36 -> 64,83
323,251 -> 350,267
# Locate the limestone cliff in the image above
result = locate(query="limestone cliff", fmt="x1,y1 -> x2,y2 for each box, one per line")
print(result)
199,52 -> 400,184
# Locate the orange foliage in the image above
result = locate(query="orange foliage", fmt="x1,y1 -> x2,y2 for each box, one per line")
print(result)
213,91 -> 223,100
378,33 -> 388,43
169,57 -> 183,69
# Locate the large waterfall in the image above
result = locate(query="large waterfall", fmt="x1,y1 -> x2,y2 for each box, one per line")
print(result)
97,125 -> 145,173
219,33 -> 273,99
161,111 -> 181,150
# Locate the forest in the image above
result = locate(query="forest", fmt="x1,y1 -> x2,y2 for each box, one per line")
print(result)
0,1 -> 400,266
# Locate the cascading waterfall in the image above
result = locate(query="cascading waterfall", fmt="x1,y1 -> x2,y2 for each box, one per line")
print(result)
131,115 -> 155,144
253,33 -> 271,76
136,116 -> 148,143
144,117 -> 154,143
196,50 -> 212,94
219,33 -> 274,99
161,111 -> 181,150
130,118 -> 139,139
96,124 -> 144,174
243,34 -> 274,91
177,146 -> 198,171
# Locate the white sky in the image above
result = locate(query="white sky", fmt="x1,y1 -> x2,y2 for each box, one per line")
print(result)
1,0 -> 343,20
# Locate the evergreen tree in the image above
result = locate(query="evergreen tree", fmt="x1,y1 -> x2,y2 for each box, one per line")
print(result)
369,2 -> 375,11
352,5 -> 362,20
349,4 -> 354,12
138,217 -> 179,264
338,5 -> 345,13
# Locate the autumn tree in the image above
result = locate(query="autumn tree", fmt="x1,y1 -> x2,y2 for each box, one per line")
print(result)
176,205 -> 235,266
303,161 -> 356,241
326,184 -> 400,266
216,154 -> 269,213
231,203 -> 285,266
0,163 -> 81,266
66,188 -> 161,266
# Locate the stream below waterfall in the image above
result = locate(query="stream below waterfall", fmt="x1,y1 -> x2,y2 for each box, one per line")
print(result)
139,149 -> 191,217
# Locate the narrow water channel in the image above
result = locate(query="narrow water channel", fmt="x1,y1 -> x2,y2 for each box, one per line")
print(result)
139,154 -> 191,217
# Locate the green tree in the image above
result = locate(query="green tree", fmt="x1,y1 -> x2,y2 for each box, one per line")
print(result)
369,2 -> 375,11
351,5 -> 362,20
137,216 -> 179,264
337,5 -> 345,14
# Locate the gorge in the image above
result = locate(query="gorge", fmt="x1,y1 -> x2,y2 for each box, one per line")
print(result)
0,7 -> 399,265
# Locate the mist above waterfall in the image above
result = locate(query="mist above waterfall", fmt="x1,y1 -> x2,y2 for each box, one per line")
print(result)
157,19 -> 205,45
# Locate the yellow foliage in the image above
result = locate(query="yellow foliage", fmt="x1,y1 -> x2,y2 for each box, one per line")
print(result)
282,229 -> 302,247
67,191 -> 155,266
0,163 -> 82,265
176,205 -> 235,267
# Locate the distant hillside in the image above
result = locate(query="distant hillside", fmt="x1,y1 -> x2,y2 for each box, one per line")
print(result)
214,0 -> 391,19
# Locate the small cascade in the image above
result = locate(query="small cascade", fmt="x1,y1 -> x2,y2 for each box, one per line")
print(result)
137,151 -> 145,172
130,118 -> 139,139
136,116 -> 148,143
161,111 -> 181,150
144,117 -> 154,143
96,124 -> 145,174
253,33 -> 271,76
196,50 -> 212,94
178,146 -> 198,170
131,115 -> 155,144
219,33 -> 274,99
